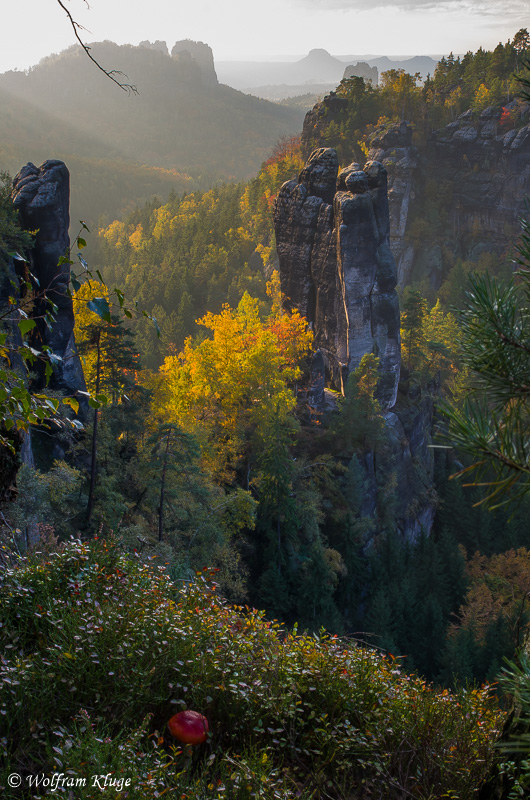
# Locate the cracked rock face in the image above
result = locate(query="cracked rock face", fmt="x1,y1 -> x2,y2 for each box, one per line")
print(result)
274,148 -> 400,409
377,106 -> 530,288
12,160 -> 86,401
365,121 -> 418,288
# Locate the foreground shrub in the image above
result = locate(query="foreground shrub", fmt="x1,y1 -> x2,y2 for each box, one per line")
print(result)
0,539 -> 503,798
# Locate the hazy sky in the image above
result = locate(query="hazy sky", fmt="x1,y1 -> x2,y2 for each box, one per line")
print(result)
1,0 -> 527,73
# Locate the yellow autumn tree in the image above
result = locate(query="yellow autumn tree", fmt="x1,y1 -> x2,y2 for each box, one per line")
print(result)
155,276 -> 312,479
472,83 -> 491,112
422,299 -> 461,380
73,281 -> 111,392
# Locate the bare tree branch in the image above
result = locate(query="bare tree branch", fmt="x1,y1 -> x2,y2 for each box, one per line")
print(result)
55,0 -> 137,94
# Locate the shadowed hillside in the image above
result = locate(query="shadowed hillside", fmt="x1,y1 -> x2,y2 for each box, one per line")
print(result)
0,84 -> 196,226
0,42 -> 304,184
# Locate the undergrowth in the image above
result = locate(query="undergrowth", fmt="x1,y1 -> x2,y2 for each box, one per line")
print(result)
0,538 -> 503,798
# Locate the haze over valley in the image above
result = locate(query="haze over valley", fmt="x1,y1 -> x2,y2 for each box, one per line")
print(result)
0,36 -> 443,228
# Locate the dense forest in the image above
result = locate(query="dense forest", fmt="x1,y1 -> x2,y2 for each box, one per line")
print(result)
1,27 -> 530,799
304,31 -> 530,160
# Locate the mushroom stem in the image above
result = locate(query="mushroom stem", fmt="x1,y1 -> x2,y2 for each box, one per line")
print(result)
183,743 -> 193,771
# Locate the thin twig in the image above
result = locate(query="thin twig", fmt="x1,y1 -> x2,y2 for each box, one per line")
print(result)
56,0 -> 137,94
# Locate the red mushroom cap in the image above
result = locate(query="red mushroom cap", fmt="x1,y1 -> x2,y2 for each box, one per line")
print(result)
168,710 -> 209,745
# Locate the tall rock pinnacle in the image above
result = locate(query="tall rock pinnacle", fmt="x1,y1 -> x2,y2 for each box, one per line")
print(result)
273,148 -> 400,409
11,160 -> 86,401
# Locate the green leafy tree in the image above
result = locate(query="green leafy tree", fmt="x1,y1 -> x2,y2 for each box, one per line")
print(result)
400,289 -> 428,374
512,28 -> 530,69
75,299 -> 142,524
143,422 -> 204,543
5,460 -> 83,545
0,175 -> 86,458
380,69 -> 422,121
333,353 -> 385,453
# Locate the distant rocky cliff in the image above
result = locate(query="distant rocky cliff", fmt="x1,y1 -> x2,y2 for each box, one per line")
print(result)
0,40 -> 300,191
274,148 -> 400,409
124,39 -> 219,88
343,62 -> 378,85
171,40 -> 218,87
139,40 -> 169,56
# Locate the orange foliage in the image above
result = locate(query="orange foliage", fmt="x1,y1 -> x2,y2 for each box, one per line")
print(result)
452,548 -> 530,645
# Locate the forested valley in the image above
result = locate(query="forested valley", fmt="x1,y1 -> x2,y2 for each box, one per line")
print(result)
0,28 -> 529,799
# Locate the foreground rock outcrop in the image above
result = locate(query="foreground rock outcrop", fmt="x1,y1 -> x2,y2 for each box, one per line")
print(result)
274,147 -> 400,409
11,160 -> 86,401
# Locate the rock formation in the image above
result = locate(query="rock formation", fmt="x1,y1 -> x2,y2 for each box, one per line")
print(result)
139,40 -> 169,56
171,40 -> 218,87
11,160 -> 86,403
301,93 -> 348,159
365,121 -> 418,287
274,146 -> 438,539
294,96 -> 529,541
374,387 -> 437,540
301,97 -> 530,290
342,62 -> 378,85
430,102 -> 530,262
274,147 -> 400,409
364,104 -> 530,287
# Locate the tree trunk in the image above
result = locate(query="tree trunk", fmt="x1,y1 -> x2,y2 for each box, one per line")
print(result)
86,331 -> 101,524
158,429 -> 171,542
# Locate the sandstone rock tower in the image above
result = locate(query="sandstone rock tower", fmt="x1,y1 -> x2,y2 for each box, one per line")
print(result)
273,148 -> 400,409
11,160 -> 86,401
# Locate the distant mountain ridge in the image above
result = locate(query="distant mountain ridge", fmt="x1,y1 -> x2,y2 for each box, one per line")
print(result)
364,54 -> 439,79
0,40 -> 304,224
216,50 -> 439,94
